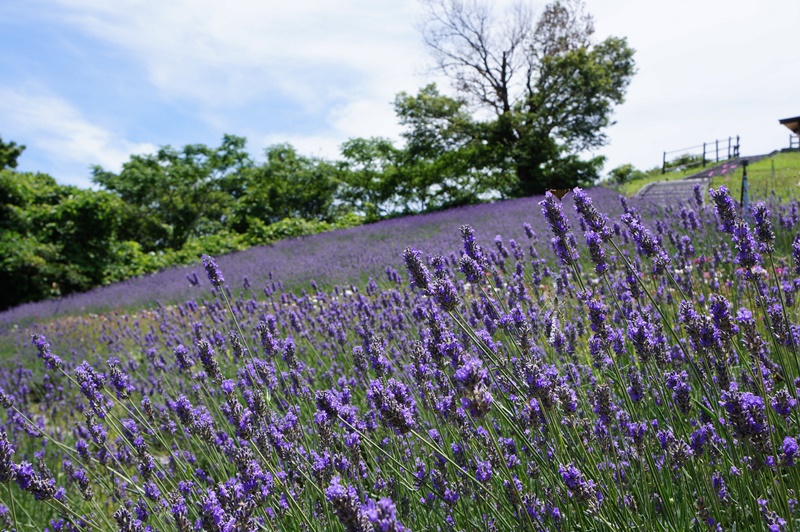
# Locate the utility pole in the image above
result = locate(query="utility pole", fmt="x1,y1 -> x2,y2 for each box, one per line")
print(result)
740,160 -> 749,213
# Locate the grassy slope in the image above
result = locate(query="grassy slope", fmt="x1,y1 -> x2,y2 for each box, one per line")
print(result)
616,151 -> 800,199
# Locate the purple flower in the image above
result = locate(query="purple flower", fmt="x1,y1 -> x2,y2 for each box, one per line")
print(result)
782,436 -> 798,466
367,379 -> 417,434
453,357 -> 487,391
403,247 -> 431,292
709,186 -> 739,233
693,184 -> 704,207
540,192 -> 571,238
585,230 -> 608,274
173,344 -> 194,371
74,361 -> 107,413
31,334 -> 62,370
221,379 -> 236,395
14,461 -> 58,500
573,188 -> 612,240
361,496 -> 408,532
793,234 -> 800,276
626,313 -> 666,365
197,339 -> 221,381
0,388 -> 11,409
771,389 -> 796,418
197,489 -> 234,531
665,370 -> 691,414
443,486 -> 460,505
558,463 -> 601,507
626,368 -> 644,402
620,213 -> 670,271
0,430 -> 14,483
709,294 -> 739,339
113,507 -> 145,532
712,471 -> 729,502
550,231 -> 579,265
460,385 -> 493,419
460,225 -> 486,264
326,476 -> 367,532
202,254 -> 225,287
431,277 -> 459,312
108,358 -> 134,399
751,202 -> 775,252
475,460 -> 493,483
170,494 -> 191,531
732,220 -> 762,275
459,255 -> 485,283
721,390 -> 769,451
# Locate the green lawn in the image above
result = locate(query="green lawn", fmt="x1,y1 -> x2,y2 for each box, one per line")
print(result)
709,151 -> 800,202
616,150 -> 800,200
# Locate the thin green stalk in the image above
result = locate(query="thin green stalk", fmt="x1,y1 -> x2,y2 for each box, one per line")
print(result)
5,482 -> 17,530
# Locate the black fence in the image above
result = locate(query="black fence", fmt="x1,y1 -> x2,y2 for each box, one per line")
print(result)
662,135 -> 740,174
790,135 -> 799,150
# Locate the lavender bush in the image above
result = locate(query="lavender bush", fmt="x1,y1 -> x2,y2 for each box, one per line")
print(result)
0,185 -> 799,530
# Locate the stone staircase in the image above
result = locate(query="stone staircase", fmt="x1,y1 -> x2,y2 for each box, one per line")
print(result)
636,154 -> 771,204
637,176 -> 709,204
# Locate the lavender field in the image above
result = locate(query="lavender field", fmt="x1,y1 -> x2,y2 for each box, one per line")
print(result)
0,188 -> 624,331
2,185 -> 800,531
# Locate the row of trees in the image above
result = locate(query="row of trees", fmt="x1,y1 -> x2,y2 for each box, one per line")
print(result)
0,0 -> 636,310
1,136 -> 359,310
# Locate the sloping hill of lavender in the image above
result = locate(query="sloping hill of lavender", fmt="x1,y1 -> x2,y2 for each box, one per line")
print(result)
0,188 -> 627,328
3,183 -> 800,530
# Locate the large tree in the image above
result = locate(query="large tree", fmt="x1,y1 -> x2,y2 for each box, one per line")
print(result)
393,84 -> 515,208
419,0 -> 635,195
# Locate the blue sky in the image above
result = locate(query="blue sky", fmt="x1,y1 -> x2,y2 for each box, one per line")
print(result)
1,0 -> 798,189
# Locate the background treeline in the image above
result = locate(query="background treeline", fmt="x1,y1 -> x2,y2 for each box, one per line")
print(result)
0,0 -> 636,310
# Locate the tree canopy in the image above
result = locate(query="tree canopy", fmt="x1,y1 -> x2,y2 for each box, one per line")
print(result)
418,0 -> 636,195
91,135 -> 253,251
0,136 -> 25,171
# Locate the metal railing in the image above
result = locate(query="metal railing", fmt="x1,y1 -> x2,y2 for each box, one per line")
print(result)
662,135 -> 739,174
790,135 -> 799,150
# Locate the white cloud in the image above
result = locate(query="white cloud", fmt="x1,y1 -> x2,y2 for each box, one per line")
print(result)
49,0 -> 425,108
0,86 -> 155,185
252,94 -> 409,161
257,132 -> 343,161
583,0 -> 800,173
37,0 -> 432,163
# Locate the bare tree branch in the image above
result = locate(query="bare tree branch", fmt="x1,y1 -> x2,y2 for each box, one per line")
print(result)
420,0 -> 534,115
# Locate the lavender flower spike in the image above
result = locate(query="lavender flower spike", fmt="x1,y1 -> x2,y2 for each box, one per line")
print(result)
708,186 -> 739,233
201,254 -> 225,287
750,202 -> 775,252
540,191 -> 571,238
403,247 -> 431,292
31,334 -> 63,370
573,188 -> 612,240
0,430 -> 14,483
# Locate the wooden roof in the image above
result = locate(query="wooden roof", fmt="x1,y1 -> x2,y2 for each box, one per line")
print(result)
780,116 -> 800,135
